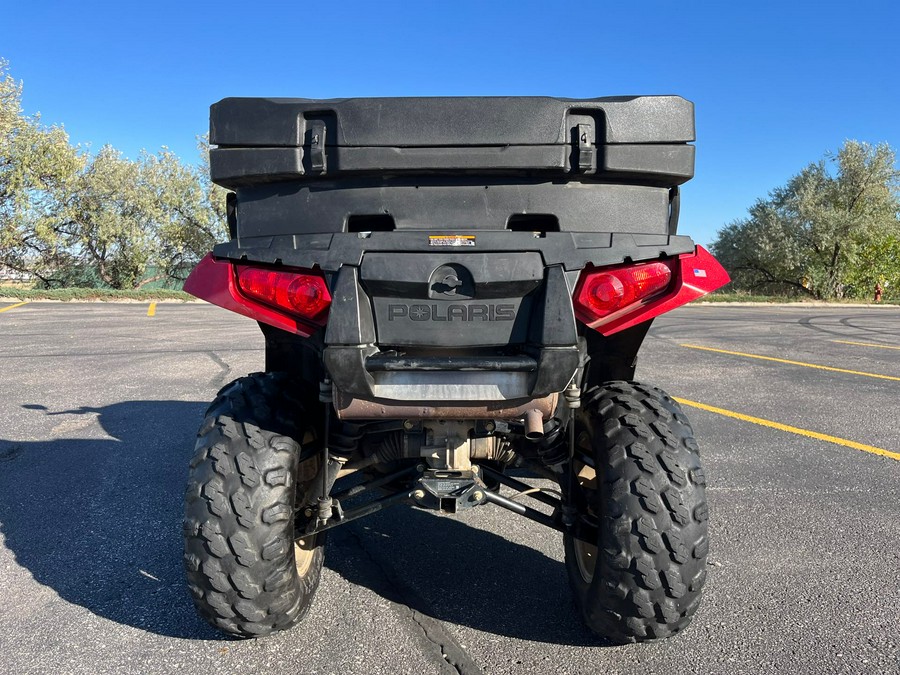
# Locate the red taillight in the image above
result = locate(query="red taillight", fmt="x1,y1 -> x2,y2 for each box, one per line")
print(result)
571,246 -> 731,336
575,261 -> 672,323
236,266 -> 331,323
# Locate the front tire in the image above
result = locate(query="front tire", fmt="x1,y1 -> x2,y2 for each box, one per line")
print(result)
564,381 -> 709,643
183,372 -> 324,638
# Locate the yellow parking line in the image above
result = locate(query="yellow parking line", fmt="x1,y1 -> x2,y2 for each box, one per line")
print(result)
0,301 -> 29,314
147,302 -> 157,317
831,340 -> 900,351
680,344 -> 900,382
674,397 -> 900,461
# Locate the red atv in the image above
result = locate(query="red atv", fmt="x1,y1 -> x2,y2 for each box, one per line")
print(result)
182,96 -> 728,641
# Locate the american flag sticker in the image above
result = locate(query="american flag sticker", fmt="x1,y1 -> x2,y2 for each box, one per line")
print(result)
693,268 -> 707,278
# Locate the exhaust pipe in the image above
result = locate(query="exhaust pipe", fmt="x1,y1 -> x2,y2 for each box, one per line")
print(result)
524,409 -> 544,440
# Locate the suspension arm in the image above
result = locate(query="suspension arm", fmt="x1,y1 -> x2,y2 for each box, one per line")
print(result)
301,489 -> 412,537
479,465 -> 562,510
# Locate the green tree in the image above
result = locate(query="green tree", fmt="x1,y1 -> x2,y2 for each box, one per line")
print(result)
1,60 -> 227,289
140,139 -> 228,286
56,146 -> 159,288
843,231 -> 900,301
711,140 -> 900,299
0,59 -> 83,286
53,145 -> 227,289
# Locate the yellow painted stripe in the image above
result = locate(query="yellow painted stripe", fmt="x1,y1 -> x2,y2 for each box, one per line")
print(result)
680,343 -> 900,382
0,301 -> 29,314
831,339 -> 900,351
147,302 -> 157,317
673,397 -> 900,461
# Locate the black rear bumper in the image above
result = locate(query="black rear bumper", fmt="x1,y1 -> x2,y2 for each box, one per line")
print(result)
212,231 -> 695,403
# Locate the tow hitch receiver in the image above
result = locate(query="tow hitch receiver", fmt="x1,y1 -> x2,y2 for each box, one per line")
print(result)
412,470 -> 485,513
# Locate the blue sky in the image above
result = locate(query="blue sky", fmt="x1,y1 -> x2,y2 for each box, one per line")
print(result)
2,0 -> 898,245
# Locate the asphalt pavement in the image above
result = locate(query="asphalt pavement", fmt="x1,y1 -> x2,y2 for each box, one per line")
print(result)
0,301 -> 898,674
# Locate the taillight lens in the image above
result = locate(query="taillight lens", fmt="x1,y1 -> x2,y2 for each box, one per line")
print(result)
236,266 -> 331,323
574,261 -> 672,323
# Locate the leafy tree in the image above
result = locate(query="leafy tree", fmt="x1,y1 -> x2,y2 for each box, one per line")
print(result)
711,140 -> 900,299
0,60 -> 227,289
140,139 -> 228,286
55,145 -> 159,288
843,231 -> 900,300
55,145 -> 227,289
0,59 -> 83,286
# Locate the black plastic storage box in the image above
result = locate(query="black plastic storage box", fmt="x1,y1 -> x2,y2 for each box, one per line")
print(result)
209,96 -> 695,240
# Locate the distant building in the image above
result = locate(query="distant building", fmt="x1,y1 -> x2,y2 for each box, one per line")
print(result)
0,266 -> 34,283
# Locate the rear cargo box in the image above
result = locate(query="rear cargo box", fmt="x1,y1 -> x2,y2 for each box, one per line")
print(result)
209,96 -> 695,238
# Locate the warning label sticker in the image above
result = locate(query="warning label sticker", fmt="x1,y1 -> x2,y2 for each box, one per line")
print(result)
429,235 -> 476,247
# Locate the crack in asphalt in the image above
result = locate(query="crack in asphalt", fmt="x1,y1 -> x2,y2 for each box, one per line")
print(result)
411,612 -> 472,673
335,524 -> 483,675
205,351 -> 231,388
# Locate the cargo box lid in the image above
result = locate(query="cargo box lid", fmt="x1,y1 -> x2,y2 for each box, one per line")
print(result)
209,96 -> 695,187
210,95 -> 694,147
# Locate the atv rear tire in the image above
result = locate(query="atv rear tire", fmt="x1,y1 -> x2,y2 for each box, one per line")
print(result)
564,381 -> 708,643
183,372 -> 324,637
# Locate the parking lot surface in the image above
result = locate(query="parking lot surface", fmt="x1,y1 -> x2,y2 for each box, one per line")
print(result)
1,301 -> 898,674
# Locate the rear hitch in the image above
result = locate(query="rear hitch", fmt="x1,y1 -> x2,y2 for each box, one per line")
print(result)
411,468 -> 486,514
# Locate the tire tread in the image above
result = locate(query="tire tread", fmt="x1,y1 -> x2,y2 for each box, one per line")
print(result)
183,372 -> 323,638
565,380 -> 709,643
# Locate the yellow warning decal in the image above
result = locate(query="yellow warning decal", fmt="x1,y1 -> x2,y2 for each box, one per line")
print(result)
429,235 -> 476,247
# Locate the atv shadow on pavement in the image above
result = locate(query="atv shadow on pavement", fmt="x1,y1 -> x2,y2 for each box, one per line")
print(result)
0,400 -> 225,640
327,510 -> 604,647
1,400 -> 604,645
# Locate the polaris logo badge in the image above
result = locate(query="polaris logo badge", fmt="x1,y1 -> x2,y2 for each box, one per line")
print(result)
388,303 -> 515,321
